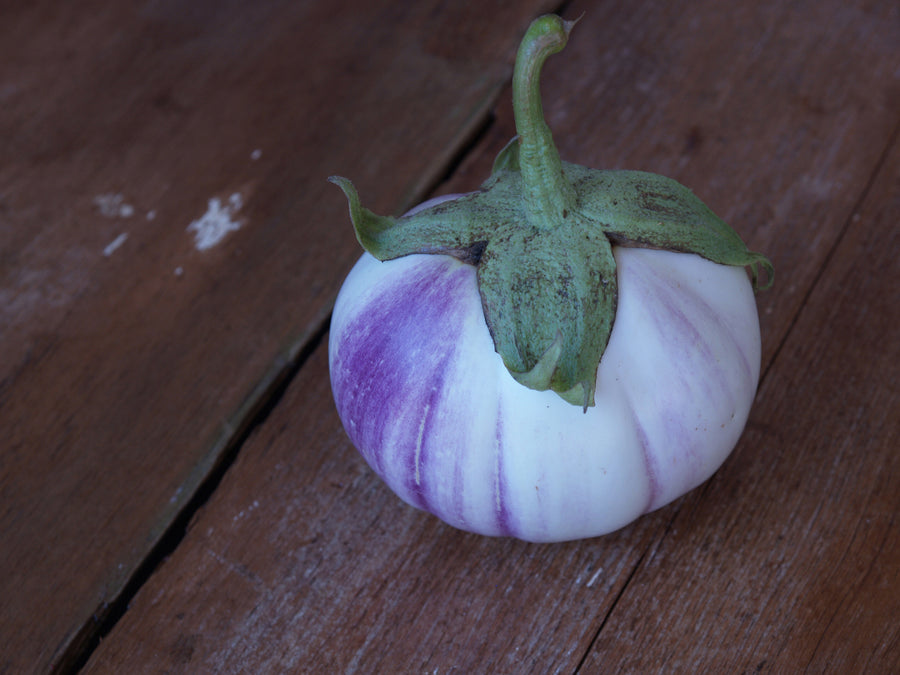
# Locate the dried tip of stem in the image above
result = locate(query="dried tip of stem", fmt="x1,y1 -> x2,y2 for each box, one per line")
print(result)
562,12 -> 585,37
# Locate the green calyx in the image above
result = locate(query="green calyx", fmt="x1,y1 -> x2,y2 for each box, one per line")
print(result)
330,14 -> 773,410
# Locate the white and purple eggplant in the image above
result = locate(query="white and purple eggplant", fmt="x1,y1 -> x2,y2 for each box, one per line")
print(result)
328,15 -> 773,542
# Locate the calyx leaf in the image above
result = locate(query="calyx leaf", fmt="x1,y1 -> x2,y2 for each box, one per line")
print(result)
330,14 -> 773,408
568,165 -> 774,290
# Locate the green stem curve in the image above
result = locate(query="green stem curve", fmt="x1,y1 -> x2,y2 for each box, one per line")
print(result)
512,14 -> 579,226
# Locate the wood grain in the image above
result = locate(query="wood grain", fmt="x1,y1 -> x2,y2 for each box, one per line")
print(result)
582,132 -> 900,673
80,0 -> 899,672
0,1 -> 555,671
81,343 -> 667,672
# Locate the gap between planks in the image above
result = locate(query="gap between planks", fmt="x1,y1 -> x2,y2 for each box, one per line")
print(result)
570,116 -> 900,674
55,4 -> 616,668
65,71 -> 898,675
61,312 -> 330,674
57,77 -> 510,675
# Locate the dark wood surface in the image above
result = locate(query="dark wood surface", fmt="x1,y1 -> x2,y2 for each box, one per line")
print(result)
2,0 -> 897,672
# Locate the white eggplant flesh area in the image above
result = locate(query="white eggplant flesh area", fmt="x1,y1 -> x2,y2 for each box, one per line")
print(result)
329,246 -> 760,543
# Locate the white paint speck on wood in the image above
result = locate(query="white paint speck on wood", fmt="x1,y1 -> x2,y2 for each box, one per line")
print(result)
103,233 -> 129,257
187,193 -> 243,251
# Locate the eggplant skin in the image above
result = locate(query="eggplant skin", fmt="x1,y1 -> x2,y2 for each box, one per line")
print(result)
329,240 -> 760,543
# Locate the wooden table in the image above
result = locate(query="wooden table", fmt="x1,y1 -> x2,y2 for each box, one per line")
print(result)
2,1 -> 897,672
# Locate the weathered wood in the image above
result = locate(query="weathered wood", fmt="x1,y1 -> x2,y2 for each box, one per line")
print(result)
0,1 -> 555,671
81,344 -> 667,672
81,0 -> 899,672
583,137 -> 900,672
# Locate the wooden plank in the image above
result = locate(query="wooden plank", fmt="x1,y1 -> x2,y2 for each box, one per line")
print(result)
81,0 -> 899,671
82,343 -> 666,672
582,134 -> 900,672
0,1 -> 556,671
